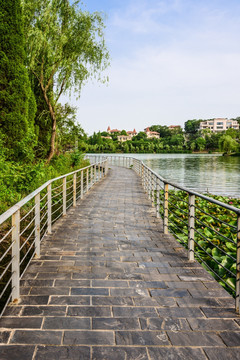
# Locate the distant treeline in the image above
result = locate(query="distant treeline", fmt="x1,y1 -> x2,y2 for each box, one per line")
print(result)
79,120 -> 240,154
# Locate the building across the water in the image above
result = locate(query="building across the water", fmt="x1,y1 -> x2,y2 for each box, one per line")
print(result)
107,126 -> 138,142
144,127 -> 160,139
199,118 -> 239,132
168,125 -> 181,131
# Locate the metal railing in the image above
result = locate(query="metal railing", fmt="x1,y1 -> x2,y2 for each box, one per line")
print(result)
87,154 -> 240,313
86,154 -> 134,168
0,159 -> 108,316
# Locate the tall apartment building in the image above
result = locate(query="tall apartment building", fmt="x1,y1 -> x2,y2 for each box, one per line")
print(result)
199,118 -> 239,132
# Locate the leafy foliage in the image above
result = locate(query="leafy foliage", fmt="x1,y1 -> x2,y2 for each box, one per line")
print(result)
162,190 -> 240,295
0,0 -> 36,161
0,152 -> 89,215
21,0 -> 110,161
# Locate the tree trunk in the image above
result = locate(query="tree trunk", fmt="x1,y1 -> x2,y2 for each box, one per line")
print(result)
41,85 -> 57,163
47,106 -> 57,163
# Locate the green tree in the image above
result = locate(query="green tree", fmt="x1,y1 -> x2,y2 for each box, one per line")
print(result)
226,128 -> 238,139
170,134 -> 185,147
101,131 -> 109,137
22,0 -> 109,162
133,132 -> 147,141
0,0 -> 36,161
56,103 -> 86,153
120,130 -> 127,135
32,76 -> 53,159
195,137 -> 206,151
219,135 -> 239,154
184,119 -> 201,134
150,125 -> 171,138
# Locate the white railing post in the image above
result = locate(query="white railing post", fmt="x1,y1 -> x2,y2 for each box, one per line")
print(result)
73,173 -> 77,207
236,214 -> 240,314
35,193 -> 40,258
143,166 -> 146,191
156,178 -> 160,218
164,183 -> 169,234
151,173 -> 154,207
86,168 -> 89,192
12,210 -> 20,302
148,170 -> 151,200
81,170 -> 84,199
47,183 -> 52,234
63,177 -> 67,215
97,163 -> 100,180
94,164 -> 97,183
188,194 -> 195,262
91,166 -> 93,187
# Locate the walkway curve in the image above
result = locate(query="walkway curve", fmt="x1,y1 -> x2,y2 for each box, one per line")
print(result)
0,166 -> 240,360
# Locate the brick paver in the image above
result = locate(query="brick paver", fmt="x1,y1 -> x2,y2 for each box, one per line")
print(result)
0,166 -> 240,359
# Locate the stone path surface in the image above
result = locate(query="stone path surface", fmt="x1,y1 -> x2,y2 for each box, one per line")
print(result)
0,166 -> 240,359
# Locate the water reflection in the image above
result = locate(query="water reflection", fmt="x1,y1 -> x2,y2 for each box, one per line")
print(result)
133,154 -> 240,197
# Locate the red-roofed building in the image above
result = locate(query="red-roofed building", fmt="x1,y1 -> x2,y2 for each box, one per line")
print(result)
107,126 -> 121,134
127,128 -> 137,136
144,127 -> 160,139
107,127 -> 138,141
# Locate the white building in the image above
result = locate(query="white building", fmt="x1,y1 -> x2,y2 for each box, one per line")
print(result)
199,118 -> 239,132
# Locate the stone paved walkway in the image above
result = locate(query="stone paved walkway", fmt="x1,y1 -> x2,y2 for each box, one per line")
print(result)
0,166 -> 240,360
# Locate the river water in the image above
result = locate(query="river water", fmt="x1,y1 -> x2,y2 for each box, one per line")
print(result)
133,153 -> 240,197
97,153 -> 240,197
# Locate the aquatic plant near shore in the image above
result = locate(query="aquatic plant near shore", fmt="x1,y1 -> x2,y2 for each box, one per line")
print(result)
159,190 -> 239,296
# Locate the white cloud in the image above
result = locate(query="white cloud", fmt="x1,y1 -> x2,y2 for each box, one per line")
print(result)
62,0 -> 240,134
110,0 -> 181,34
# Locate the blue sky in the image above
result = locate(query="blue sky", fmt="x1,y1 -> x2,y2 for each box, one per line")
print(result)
64,0 -> 240,135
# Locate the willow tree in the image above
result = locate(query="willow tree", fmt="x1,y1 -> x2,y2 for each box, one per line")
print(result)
0,0 -> 36,161
22,0 -> 109,162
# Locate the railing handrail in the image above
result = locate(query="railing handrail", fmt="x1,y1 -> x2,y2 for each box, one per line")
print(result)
0,162 -> 106,224
141,162 -> 240,216
86,154 -> 240,216
0,157 -> 108,316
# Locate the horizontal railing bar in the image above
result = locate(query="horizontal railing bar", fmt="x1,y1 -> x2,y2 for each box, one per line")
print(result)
19,215 -> 36,236
20,204 -> 36,222
40,210 -> 48,223
52,211 -> 63,222
52,191 -> 63,199
193,230 -> 236,261
40,192 -> 48,201
0,259 -> 13,281
0,160 -> 107,224
0,226 -> 14,244
0,276 -> 12,299
20,241 -> 35,266
194,203 -> 237,230
40,201 -> 48,211
194,216 -> 237,244
0,241 -> 14,263
52,205 -> 63,217
194,252 -> 235,290
20,251 -> 36,279
52,183 -> 63,191
0,292 -> 12,318
141,162 -> 240,215
20,227 -> 35,251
